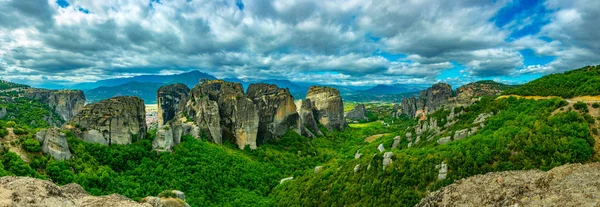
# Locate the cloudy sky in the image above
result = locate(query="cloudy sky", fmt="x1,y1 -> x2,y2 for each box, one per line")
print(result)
0,0 -> 599,88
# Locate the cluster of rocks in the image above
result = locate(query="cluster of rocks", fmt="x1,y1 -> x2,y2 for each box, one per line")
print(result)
154,81 -> 345,151
68,96 -> 147,145
401,81 -> 511,119
345,104 -> 367,121
0,176 -> 190,207
25,89 -> 86,121
417,163 -> 600,207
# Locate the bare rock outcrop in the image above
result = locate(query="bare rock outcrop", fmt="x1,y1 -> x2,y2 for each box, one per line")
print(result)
401,83 -> 452,119
184,80 -> 258,149
153,119 -> 201,152
35,128 -> 71,160
417,163 -> 600,207
70,96 -> 146,145
0,107 -> 6,119
247,83 -> 300,145
346,104 -> 367,121
305,86 -> 345,132
0,176 -> 149,207
157,84 -> 190,127
25,89 -> 86,121
296,99 -> 323,138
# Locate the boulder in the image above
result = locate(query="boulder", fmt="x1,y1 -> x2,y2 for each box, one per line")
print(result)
305,86 -> 345,132
35,128 -> 71,160
296,99 -> 323,138
392,136 -> 401,149
417,163 -> 600,207
314,166 -> 323,173
474,112 -> 492,124
377,144 -> 385,152
280,177 -> 294,184
157,84 -> 190,127
354,164 -> 361,174
141,190 -> 191,207
247,83 -> 300,145
436,162 -> 448,180
468,127 -> 479,136
70,96 -> 147,145
437,136 -> 452,145
25,89 -> 86,121
453,129 -> 468,140
383,152 -> 394,168
405,133 -> 412,142
354,150 -> 362,159
346,104 -> 368,121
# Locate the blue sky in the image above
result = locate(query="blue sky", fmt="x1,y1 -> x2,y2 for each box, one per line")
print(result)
0,0 -> 598,88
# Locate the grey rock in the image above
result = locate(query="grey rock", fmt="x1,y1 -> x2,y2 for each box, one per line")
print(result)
247,83 -> 300,145
354,150 -> 362,159
474,112 -> 492,124
454,129 -> 469,140
70,96 -> 146,145
383,152 -> 394,168
468,127 -> 479,136
25,89 -> 86,121
157,84 -> 190,127
392,136 -> 401,149
437,136 -> 452,145
346,104 -> 367,120
0,107 -> 6,119
401,83 -> 453,118
436,162 -> 448,181
153,121 -> 201,151
280,177 -> 294,184
314,166 -> 323,173
354,164 -> 361,174
35,128 -> 71,160
377,143 -> 385,152
305,86 -> 345,132
296,99 -> 323,138
418,163 -> 600,207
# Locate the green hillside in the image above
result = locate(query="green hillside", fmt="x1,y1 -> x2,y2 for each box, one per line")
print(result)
0,80 -> 29,90
503,65 -> 600,98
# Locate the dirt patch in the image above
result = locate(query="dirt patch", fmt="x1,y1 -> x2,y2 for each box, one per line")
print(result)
364,133 -> 389,143
1,128 -> 29,162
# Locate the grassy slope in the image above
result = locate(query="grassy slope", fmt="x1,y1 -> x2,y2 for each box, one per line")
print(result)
503,65 -> 600,98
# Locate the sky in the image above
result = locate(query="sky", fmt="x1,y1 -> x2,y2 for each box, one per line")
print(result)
0,0 -> 599,88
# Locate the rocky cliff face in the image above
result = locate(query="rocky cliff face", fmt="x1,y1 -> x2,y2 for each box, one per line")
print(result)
153,119 -> 201,152
70,96 -> 146,145
346,104 -> 368,121
417,163 -> 600,207
296,99 -> 323,138
0,176 -> 190,207
35,128 -> 71,160
401,83 -> 452,119
305,86 -> 345,132
247,83 -> 300,144
184,80 -> 259,149
157,84 -> 190,127
25,89 -> 86,121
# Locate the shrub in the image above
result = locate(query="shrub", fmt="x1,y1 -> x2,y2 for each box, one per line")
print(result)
23,139 -> 40,152
6,121 -> 16,128
593,103 -> 600,108
573,102 -> 589,113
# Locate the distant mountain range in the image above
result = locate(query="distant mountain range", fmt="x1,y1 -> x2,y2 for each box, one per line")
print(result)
71,70 -> 431,104
72,71 -> 217,90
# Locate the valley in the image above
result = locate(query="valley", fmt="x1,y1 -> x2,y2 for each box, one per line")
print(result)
0,65 -> 599,206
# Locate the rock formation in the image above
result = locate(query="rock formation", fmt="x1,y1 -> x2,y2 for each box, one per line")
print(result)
383,152 -> 394,168
184,80 -> 258,149
0,176 -> 179,207
392,136 -> 401,149
141,190 -> 190,207
153,119 -> 201,152
295,99 -> 323,138
35,128 -> 71,160
417,163 -> 600,207
70,96 -> 146,145
157,84 -> 190,127
346,104 -> 367,121
247,83 -> 300,144
25,89 -> 86,121
401,83 -> 452,119
436,162 -> 448,180
305,86 -> 345,132
455,80 -> 513,104
280,177 -> 294,184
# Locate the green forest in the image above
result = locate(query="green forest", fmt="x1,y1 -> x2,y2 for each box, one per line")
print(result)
503,65 -> 600,98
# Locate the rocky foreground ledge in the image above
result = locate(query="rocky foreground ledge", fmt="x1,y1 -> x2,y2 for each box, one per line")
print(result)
0,176 -> 189,207
417,163 -> 600,207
